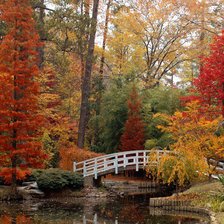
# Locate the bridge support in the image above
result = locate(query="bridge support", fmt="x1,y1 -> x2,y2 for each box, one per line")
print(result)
84,176 -> 102,188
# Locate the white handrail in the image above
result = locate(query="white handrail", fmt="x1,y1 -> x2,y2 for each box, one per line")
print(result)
73,150 -> 173,179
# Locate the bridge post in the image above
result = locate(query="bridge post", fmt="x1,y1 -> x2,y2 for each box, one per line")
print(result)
115,155 -> 118,174
124,154 -> 127,168
84,176 -> 94,187
73,161 -> 76,172
83,161 -> 87,177
143,151 -> 146,167
84,176 -> 102,188
94,158 -> 97,179
136,153 -> 139,171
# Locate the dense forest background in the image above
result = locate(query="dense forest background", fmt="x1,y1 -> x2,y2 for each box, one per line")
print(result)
30,0 -> 223,166
1,0 -> 224,172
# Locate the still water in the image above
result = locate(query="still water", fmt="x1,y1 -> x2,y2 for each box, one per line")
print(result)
0,197 -> 210,224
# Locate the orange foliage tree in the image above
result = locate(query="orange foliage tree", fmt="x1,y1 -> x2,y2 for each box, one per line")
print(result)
120,86 -> 145,151
0,0 -> 47,195
59,146 -> 103,171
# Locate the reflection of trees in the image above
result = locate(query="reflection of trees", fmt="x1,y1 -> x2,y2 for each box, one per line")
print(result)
0,201 -> 83,224
94,200 -> 145,223
0,200 -> 209,224
0,215 -> 11,224
0,214 -> 31,224
119,205 -> 144,223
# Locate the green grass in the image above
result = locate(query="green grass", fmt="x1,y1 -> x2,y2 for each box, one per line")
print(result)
183,180 -> 224,223
186,180 -> 223,194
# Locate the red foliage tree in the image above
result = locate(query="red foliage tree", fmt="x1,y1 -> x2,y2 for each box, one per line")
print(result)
120,86 -> 145,151
193,30 -> 224,117
0,0 -> 47,195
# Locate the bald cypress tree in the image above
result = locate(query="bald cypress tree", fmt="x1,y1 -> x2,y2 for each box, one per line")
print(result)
0,0 -> 47,197
120,86 -> 145,151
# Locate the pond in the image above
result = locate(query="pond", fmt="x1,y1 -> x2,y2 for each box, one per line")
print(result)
0,195 -> 210,224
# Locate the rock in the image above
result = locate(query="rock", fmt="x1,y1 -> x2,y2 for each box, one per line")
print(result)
18,182 -> 44,199
23,182 -> 38,190
22,181 -> 36,186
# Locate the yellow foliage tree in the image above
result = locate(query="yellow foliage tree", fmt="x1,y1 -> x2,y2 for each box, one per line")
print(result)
146,101 -> 224,186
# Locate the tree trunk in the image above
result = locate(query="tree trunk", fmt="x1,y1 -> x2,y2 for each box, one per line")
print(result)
37,0 -> 45,69
77,0 -> 100,148
10,157 -> 18,198
94,0 -> 111,146
11,66 -> 18,198
199,0 -> 205,73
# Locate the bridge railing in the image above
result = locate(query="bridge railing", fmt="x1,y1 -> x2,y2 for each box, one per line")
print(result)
73,150 -> 173,179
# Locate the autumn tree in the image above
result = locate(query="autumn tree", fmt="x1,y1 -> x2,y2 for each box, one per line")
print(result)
174,0 -> 224,85
78,0 -> 100,148
120,86 -> 145,151
193,30 -> 224,117
106,0 -> 193,88
31,0 -> 48,69
147,101 -> 224,186
35,0 -> 95,151
92,0 -> 112,146
43,0 -> 89,118
104,0 -> 224,87
0,0 -> 47,197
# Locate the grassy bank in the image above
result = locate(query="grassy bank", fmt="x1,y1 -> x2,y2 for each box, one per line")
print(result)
172,180 -> 224,223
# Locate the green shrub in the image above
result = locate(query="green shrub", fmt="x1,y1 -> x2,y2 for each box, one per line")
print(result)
60,171 -> 83,189
25,169 -> 45,182
36,169 -> 83,191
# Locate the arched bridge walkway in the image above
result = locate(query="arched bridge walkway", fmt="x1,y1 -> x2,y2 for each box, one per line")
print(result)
73,150 -> 173,180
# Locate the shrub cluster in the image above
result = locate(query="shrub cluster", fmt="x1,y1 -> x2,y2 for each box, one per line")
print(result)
28,169 -> 83,191
27,169 -> 44,182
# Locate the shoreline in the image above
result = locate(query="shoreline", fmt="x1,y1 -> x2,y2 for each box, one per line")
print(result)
0,180 -> 223,223
148,180 -> 223,224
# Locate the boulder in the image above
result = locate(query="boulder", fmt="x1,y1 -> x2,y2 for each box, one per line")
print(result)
18,182 -> 44,199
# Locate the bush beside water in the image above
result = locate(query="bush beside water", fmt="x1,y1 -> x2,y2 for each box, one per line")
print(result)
29,169 -> 84,191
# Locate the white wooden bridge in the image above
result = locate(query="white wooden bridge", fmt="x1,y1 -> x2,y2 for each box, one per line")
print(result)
73,150 -> 173,179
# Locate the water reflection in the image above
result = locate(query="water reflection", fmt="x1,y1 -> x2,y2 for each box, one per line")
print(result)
0,215 -> 31,224
0,199 -> 210,224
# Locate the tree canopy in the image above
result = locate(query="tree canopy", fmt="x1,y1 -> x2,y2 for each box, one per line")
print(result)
0,0 -> 47,194
0,0 -> 224,191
